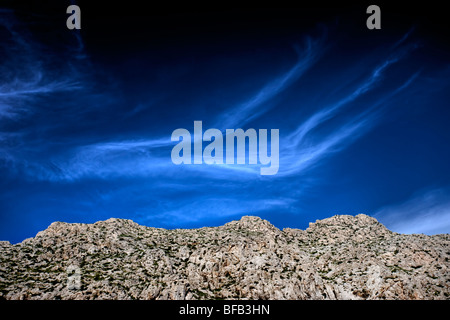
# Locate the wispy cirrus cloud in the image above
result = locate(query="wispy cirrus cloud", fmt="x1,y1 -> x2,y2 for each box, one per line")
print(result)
286,41 -> 418,149
0,10 -> 116,180
374,187 -> 450,235
0,16 -> 420,187
217,35 -> 326,129
136,196 -> 297,227
18,31 -> 421,183
0,12 -> 86,121
278,70 -> 421,177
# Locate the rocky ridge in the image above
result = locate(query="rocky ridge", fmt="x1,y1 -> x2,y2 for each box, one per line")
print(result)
0,214 -> 449,300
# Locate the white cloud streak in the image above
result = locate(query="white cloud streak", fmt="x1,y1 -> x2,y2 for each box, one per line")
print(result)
374,188 -> 450,235
137,196 -> 296,227
0,12 -> 86,121
217,36 -> 325,129
2,30 -> 420,184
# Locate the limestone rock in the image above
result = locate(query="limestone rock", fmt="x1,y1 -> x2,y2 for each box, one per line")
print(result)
0,214 -> 448,300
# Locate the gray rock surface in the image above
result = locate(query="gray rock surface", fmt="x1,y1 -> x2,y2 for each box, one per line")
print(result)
0,214 -> 449,300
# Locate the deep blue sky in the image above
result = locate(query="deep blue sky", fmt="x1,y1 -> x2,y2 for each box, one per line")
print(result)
1,3 -> 450,243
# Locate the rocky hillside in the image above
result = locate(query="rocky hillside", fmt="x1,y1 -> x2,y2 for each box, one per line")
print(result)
0,214 -> 449,300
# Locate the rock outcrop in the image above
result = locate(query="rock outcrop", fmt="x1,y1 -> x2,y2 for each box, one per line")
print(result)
0,214 -> 449,300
